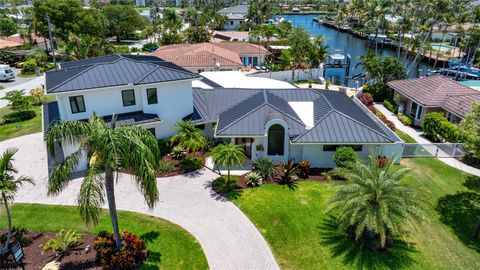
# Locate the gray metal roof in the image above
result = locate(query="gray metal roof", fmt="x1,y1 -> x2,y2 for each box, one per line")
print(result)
46,54 -> 199,94
193,88 -> 398,143
217,4 -> 248,15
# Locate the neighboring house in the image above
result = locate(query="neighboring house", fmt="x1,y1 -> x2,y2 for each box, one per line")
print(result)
215,42 -> 270,67
43,54 -> 199,171
150,42 -> 270,73
211,31 -> 250,42
217,4 -> 248,31
387,76 -> 480,126
191,86 -> 403,168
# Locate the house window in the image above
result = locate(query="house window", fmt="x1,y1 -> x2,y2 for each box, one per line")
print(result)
146,88 -> 158,104
409,102 -> 423,120
323,145 -> 363,152
230,20 -> 233,25
69,95 -> 85,114
252,57 -> 258,66
446,112 -> 462,123
267,124 -> 285,156
146,128 -> 155,136
122,89 -> 136,106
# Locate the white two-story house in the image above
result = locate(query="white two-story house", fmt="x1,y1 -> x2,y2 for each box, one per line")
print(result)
43,54 -> 199,170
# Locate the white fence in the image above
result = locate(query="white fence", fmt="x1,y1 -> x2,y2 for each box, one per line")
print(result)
402,143 -> 465,158
247,68 -> 322,82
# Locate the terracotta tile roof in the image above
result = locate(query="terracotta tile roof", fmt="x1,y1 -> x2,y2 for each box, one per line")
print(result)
150,43 -> 243,68
0,38 -> 22,49
215,42 -> 270,55
387,76 -> 480,118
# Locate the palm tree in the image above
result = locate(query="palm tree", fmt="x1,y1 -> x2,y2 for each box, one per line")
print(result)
210,143 -> 246,183
252,24 -> 277,48
0,148 -> 34,252
356,50 -> 381,82
163,8 -> 182,33
46,115 -> 160,249
171,120 -> 206,153
328,156 -> 426,248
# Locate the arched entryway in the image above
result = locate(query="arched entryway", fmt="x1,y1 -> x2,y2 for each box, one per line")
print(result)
267,124 -> 285,156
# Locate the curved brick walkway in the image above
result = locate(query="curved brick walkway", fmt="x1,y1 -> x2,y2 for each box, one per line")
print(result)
0,133 -> 279,270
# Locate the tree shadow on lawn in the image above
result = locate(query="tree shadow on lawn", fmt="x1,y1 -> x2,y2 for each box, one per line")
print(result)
319,215 -> 418,270
436,191 -> 480,252
140,231 -> 162,266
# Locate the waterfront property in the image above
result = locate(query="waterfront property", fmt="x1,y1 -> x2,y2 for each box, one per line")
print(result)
217,4 -> 248,31
150,42 -> 270,73
387,76 -> 480,126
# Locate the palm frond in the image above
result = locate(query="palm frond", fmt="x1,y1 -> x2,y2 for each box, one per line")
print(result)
46,120 -> 90,156
77,164 -> 104,225
48,150 -> 83,196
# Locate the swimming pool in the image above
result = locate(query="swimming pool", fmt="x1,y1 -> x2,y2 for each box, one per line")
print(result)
431,45 -> 455,51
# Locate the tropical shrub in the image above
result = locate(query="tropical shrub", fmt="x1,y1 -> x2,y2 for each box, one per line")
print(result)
94,231 -> 147,270
158,160 -> 175,173
171,120 -> 207,152
210,143 -> 246,182
29,87 -> 45,104
157,137 -> 172,157
358,93 -> 374,106
377,114 -> 396,131
212,176 -> 239,193
170,145 -> 185,160
363,83 -> 393,102
245,172 -> 262,187
279,160 -> 299,184
253,156 -> 277,181
21,59 -> 37,74
1,90 -> 32,112
383,99 -> 395,112
423,112 -> 462,142
329,156 -> 426,249
179,157 -> 203,172
397,112 -> 413,126
297,160 -> 311,179
42,229 -> 81,258
333,146 -> 359,168
2,110 -> 36,124
376,156 -> 389,168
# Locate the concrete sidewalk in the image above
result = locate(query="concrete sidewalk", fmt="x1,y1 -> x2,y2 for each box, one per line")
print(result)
0,133 -> 280,270
375,104 -> 480,177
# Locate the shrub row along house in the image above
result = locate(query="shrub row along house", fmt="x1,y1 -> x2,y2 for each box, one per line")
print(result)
43,54 -> 403,170
387,76 -> 480,126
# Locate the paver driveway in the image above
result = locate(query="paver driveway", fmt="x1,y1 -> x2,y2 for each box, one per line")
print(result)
0,133 -> 279,270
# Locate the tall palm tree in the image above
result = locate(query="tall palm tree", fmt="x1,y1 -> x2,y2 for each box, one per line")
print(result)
328,156 -> 426,248
210,143 -> 246,183
171,120 -> 206,153
0,148 -> 34,252
163,8 -> 182,33
46,115 -> 160,249
252,24 -> 277,48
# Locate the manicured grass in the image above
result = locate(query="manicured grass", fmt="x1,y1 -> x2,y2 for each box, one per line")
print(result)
17,73 -> 42,78
0,104 -> 42,142
232,158 -> 480,270
396,129 -> 417,143
0,204 -> 208,270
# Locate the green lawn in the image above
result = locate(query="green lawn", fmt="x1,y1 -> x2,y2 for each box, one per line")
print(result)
0,104 -> 43,142
0,204 -> 208,270
396,129 -> 417,143
232,158 -> 480,270
0,96 -> 56,142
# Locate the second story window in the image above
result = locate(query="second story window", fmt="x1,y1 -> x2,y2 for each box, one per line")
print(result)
122,89 -> 135,107
69,95 -> 85,114
147,88 -> 158,104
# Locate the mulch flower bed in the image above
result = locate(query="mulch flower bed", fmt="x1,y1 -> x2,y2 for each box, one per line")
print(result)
157,151 -> 207,178
1,231 -> 100,270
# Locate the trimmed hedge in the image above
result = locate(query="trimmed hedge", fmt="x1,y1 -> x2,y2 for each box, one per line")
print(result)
422,112 -> 463,142
383,99 -> 395,112
2,110 -> 36,124
333,146 -> 359,167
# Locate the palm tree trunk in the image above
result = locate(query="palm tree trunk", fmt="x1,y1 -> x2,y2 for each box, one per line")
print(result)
227,165 -> 230,183
2,193 -> 11,252
473,218 -> 480,239
433,28 -> 448,69
105,167 -> 121,249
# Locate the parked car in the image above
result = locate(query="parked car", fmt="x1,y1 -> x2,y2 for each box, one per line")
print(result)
0,65 -> 15,81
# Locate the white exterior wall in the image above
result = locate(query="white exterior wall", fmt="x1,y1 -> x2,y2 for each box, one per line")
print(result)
223,19 -> 245,31
55,80 -> 193,138
248,68 -> 322,82
62,141 -> 88,172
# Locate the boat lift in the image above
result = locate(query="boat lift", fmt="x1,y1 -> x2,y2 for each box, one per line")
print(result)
320,50 -> 352,85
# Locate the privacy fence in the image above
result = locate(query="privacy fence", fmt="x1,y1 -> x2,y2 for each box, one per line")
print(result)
247,68 -> 322,82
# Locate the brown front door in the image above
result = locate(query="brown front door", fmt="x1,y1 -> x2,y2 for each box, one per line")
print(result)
235,138 -> 253,158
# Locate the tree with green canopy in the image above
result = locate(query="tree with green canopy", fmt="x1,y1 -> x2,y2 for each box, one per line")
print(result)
171,120 -> 206,153
210,143 -> 246,183
102,4 -> 146,42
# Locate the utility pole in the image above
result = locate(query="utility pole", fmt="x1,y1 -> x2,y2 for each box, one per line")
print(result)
46,14 -> 56,67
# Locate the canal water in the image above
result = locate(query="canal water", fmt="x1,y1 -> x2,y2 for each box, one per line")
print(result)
282,14 -> 432,86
